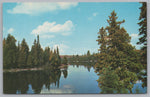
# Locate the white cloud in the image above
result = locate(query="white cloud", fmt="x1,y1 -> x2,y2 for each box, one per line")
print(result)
131,33 -> 138,38
53,44 -> 70,55
8,28 -> 14,33
43,42 -> 70,55
31,20 -> 74,37
7,2 -> 78,15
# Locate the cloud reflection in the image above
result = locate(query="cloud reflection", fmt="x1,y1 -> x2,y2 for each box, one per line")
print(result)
40,84 -> 75,94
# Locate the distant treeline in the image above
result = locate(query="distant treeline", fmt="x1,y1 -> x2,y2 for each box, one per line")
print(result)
68,51 -> 98,64
3,35 -> 61,69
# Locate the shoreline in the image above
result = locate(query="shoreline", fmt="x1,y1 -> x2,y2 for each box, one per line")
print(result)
3,67 -> 43,73
3,64 -> 69,73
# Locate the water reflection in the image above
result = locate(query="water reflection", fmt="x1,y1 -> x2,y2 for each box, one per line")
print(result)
3,64 -> 98,94
71,62 -> 94,72
3,69 -> 63,94
3,64 -> 146,94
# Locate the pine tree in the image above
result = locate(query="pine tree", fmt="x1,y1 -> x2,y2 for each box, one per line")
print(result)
87,50 -> 91,62
32,39 -> 38,67
16,41 -> 21,68
137,3 -> 147,47
27,39 -> 37,67
56,46 -> 61,65
137,2 -> 147,68
36,35 -> 43,66
87,50 -> 91,56
18,39 -> 29,68
53,49 -> 60,68
95,27 -> 108,74
3,34 -> 18,69
3,38 -> 6,68
137,2 -> 147,87
27,35 -> 43,67
27,52 -> 34,67
43,47 -> 50,65
96,11 -> 141,93
106,11 -> 141,92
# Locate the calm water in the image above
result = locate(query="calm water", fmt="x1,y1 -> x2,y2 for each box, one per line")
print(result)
3,65 -> 147,94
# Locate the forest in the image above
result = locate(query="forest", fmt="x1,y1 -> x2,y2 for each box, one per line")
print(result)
3,2 -> 147,94
3,34 -> 62,69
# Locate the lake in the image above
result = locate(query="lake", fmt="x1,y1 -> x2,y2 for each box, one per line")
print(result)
3,65 -> 147,94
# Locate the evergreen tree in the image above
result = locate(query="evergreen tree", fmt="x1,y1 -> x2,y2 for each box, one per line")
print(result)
36,35 -> 43,66
49,50 -> 53,63
97,67 -> 121,93
18,39 -> 29,68
3,38 -> 6,68
32,39 -> 38,67
137,2 -> 147,48
97,27 -> 107,53
87,50 -> 90,56
27,52 -> 34,67
137,2 -> 147,87
62,56 -> 68,65
4,34 -> 61,69
95,27 -> 108,74
27,40 -> 36,67
27,35 -> 43,67
52,49 -> 60,69
96,11 -> 141,93
3,34 -> 18,69
56,46 -> 61,65
43,47 -> 50,65
87,50 -> 91,62
107,11 -> 141,92
16,41 -> 21,68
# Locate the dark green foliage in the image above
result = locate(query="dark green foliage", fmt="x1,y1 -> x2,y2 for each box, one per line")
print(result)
27,52 -> 34,68
30,35 -> 44,67
48,49 -> 61,69
95,27 -> 108,74
27,36 -> 44,68
56,47 -> 61,65
3,34 -> 61,69
68,51 -> 98,65
18,39 -> 29,68
87,50 -> 90,56
137,2 -> 147,46
3,69 -> 62,94
96,27 -> 107,52
96,11 -> 142,93
137,2 -> 147,88
43,47 -> 50,65
3,34 -> 18,69
62,70 -> 68,78
62,56 -> 68,65
98,67 -> 120,93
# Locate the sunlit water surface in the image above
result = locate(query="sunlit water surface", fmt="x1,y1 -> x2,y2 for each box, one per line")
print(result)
3,65 -> 147,94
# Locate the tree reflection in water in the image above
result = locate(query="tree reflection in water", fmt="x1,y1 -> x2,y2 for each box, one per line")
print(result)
3,67 -> 68,94
3,64 -> 146,94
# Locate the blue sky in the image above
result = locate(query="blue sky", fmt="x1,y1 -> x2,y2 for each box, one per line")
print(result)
3,2 -> 142,55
